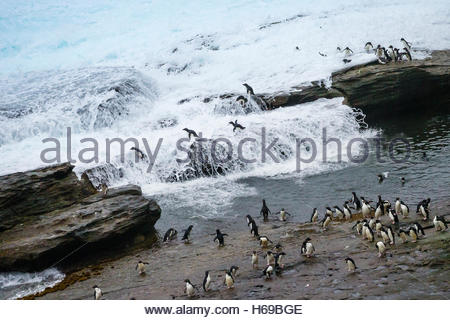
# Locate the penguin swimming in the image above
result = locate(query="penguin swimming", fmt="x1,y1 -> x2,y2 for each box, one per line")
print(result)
230,266 -> 239,278
93,285 -> 102,300
377,172 -> 388,183
401,47 -> 412,61
250,221 -> 260,237
202,271 -> 211,292
343,47 -> 353,57
400,201 -> 410,218
401,177 -> 406,185
351,192 -> 362,210
163,228 -> 178,242
364,42 -> 373,53
321,212 -> 332,230
401,38 -> 411,50
345,257 -> 357,272
224,271 -> 234,289
260,199 -> 272,222
333,206 -> 344,220
376,241 -> 386,257
413,222 -> 425,237
228,120 -> 245,132
136,261 -> 149,275
185,279 -> 195,297
258,235 -> 273,248
182,225 -> 194,243
251,251 -> 259,269
130,146 -> 147,160
262,265 -> 274,279
433,216 -> 448,231
236,95 -> 248,106
343,202 -> 352,220
301,237 -> 315,257
275,252 -> 286,269
310,208 -> 319,222
183,128 -> 199,139
243,83 -> 255,95
277,208 -> 291,221
265,251 -> 275,266
213,229 -> 228,247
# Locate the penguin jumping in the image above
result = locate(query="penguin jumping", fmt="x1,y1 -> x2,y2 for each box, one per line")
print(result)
228,120 -> 245,132
243,83 -> 255,95
182,128 -> 199,139
401,38 -> 412,50
213,229 -> 228,247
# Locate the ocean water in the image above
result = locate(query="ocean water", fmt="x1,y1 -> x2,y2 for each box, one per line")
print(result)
0,0 -> 449,299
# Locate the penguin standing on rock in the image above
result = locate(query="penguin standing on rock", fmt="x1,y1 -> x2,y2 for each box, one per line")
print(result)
258,235 -> 273,248
243,83 -> 255,95
213,229 -> 228,247
275,252 -> 286,269
364,42 -> 373,53
311,208 -> 319,222
301,237 -> 315,257
388,209 -> 399,227
433,216 -> 448,231
351,192 -> 362,210
416,198 -> 431,221
262,265 -> 274,279
202,271 -> 211,292
260,199 -> 272,222
224,271 -> 235,289
343,202 -> 352,220
387,226 -> 395,245
333,206 -> 344,220
398,229 -> 408,243
93,285 -> 102,300
163,228 -> 178,242
185,279 -> 195,297
400,201 -> 410,218
345,257 -> 357,272
413,222 -> 425,237
246,215 -> 255,227
251,251 -> 259,269
136,261 -> 149,275
182,225 -> 194,244
376,241 -> 386,257
321,212 -> 332,230
343,47 -> 353,56
250,221 -> 260,237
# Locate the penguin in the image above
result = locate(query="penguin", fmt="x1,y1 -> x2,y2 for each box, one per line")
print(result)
277,208 -> 291,221
416,198 -> 431,221
163,228 -> 178,242
185,279 -> 195,297
374,202 -> 384,220
251,251 -> 259,269
258,235 -> 273,248
236,95 -> 248,106
260,199 -> 272,222
101,183 -> 109,198
333,206 -> 344,220
224,271 -> 234,289
394,48 -> 402,62
182,225 -> 194,243
361,221 -> 368,240
382,47 -> 392,62
243,83 -> 255,95
136,261 -> 149,275
202,271 -> 211,292
336,46 -> 342,52
433,216 -> 448,231
262,265 -> 274,279
383,199 -> 392,211
398,229 -> 408,243
343,202 -> 352,220
365,222 -> 375,242
274,243 -> 283,253
361,200 -> 372,218
388,209 -> 399,227
321,212 -> 332,230
130,146 -> 147,160
386,226 -> 395,245
413,222 -> 425,237
388,45 -> 395,60
375,45 -> 383,58
400,38 -> 411,50
326,207 -> 334,219
364,42 -> 373,53
345,257 -> 357,272
351,192 -> 362,210
408,227 -> 418,242
375,220 -> 383,236
343,47 -> 353,57
301,237 -> 315,257
343,59 -> 352,64
93,285 -> 102,300
395,198 -> 402,214
401,177 -> 406,185
228,120 -> 245,132
182,128 -> 199,139
353,220 -> 364,235
368,217 -> 376,230
376,241 -> 386,257
310,208 -> 319,222
401,47 -> 412,61
380,227 -> 390,244
230,266 -> 239,278
265,251 -> 275,266
274,252 -> 286,269
400,201 -> 409,218
213,229 -> 228,247
246,215 -> 255,227
250,221 -> 260,237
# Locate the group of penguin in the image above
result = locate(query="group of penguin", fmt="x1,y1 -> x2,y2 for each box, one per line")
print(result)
337,37 -> 413,65
91,190 -> 447,299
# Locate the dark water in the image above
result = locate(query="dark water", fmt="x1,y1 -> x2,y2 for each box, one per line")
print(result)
154,108 -> 449,236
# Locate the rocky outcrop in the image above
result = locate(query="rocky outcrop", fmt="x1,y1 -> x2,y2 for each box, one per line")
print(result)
0,164 -> 161,272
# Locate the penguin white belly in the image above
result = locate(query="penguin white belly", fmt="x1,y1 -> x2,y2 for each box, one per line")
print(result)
347,261 -> 355,271
280,212 -> 286,221
395,202 -> 401,214
94,288 -> 102,300
225,275 -> 234,288
205,276 -> 211,291
306,243 -> 314,256
252,255 -> 258,267
186,283 -> 195,296
401,205 -> 409,217
381,232 -> 389,244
